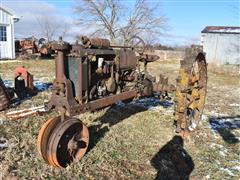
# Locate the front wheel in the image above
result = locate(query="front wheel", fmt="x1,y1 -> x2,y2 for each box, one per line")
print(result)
37,117 -> 89,168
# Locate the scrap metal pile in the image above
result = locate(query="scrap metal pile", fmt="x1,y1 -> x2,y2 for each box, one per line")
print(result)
15,37 -> 53,58
35,36 -> 207,168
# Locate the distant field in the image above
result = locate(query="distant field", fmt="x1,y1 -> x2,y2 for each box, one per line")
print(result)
0,58 -> 239,179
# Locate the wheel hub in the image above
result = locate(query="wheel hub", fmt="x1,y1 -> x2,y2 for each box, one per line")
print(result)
37,117 -> 89,168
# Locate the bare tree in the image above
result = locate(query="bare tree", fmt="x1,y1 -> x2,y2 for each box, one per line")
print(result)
120,0 -> 167,45
74,0 -> 167,45
75,0 -> 120,43
61,23 -> 70,39
36,15 -> 70,42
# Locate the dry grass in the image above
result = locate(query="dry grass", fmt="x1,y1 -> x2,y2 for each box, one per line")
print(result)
0,58 -> 239,179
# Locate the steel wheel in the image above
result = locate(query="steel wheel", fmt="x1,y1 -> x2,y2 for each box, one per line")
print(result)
174,46 -> 207,134
128,36 -> 146,55
47,118 -> 89,168
37,116 -> 61,164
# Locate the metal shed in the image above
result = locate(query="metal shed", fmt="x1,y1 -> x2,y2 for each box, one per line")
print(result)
0,5 -> 20,59
201,26 -> 240,65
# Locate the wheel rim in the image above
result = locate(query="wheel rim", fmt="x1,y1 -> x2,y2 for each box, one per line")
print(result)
47,118 -> 89,168
175,46 -> 207,133
188,53 -> 207,128
37,116 -> 61,164
128,36 -> 146,55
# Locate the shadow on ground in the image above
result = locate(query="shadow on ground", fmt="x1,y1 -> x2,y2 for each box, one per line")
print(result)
209,116 -> 240,144
151,135 -> 194,180
88,97 -> 173,152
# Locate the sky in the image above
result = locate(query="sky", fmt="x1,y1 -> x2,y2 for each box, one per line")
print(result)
1,0 -> 239,46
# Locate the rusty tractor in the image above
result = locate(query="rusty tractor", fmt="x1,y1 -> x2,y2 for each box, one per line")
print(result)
37,36 -> 207,168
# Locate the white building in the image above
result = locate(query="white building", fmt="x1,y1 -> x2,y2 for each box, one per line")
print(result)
0,5 -> 20,59
201,26 -> 240,64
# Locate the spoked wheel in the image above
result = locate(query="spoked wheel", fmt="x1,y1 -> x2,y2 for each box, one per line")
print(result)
37,117 -> 89,168
174,45 -> 207,136
47,118 -> 89,168
128,36 -> 146,55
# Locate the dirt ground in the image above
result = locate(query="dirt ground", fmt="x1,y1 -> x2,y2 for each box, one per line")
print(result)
0,58 -> 239,179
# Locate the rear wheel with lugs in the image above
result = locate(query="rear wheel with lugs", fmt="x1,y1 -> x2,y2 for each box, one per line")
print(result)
174,46 -> 207,135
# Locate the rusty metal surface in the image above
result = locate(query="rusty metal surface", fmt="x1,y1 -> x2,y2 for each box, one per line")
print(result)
37,116 -> 61,164
48,88 -> 137,117
139,54 -> 160,63
19,38 -> 37,51
78,90 -> 137,115
81,36 -> 110,49
55,51 -> 66,82
14,66 -> 36,98
118,49 -> 137,69
46,118 -> 89,167
174,45 -> 207,134
0,76 -> 10,111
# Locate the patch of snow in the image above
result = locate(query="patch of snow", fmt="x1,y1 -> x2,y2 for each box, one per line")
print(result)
3,79 -> 52,91
210,143 -> 224,149
209,116 -> 240,130
3,80 -> 14,88
205,175 -> 210,179
219,151 -> 226,156
116,101 -> 126,107
216,144 -> 224,149
202,114 -> 208,121
210,28 -> 240,33
232,166 -> 240,171
208,111 -> 228,117
34,81 -> 52,91
220,168 -> 236,177
181,151 -> 186,157
229,103 -> 240,107
188,122 -> 197,131
129,97 -> 173,110
0,138 -> 8,150
215,160 -> 221,165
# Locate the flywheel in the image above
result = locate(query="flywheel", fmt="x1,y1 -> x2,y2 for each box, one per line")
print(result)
37,117 -> 89,168
174,45 -> 207,135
